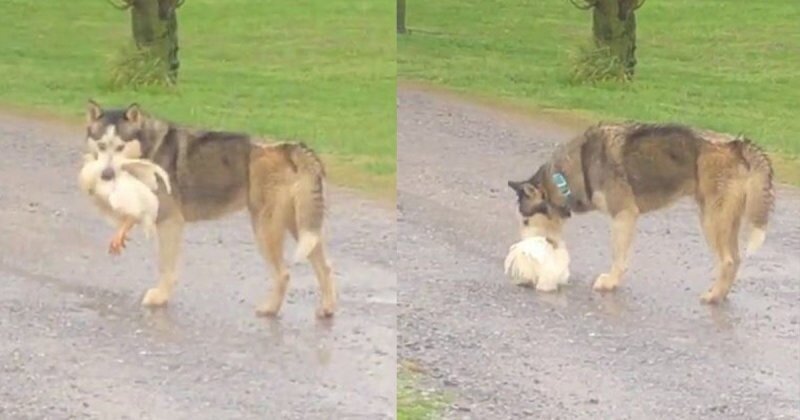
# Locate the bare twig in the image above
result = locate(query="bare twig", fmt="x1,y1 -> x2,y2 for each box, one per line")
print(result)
105,0 -> 134,10
160,0 -> 185,9
632,0 -> 646,11
568,0 -> 597,10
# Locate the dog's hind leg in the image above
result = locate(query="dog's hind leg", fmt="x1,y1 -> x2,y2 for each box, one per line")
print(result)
699,190 -> 744,304
251,209 -> 291,317
142,214 -> 184,307
593,208 -> 639,292
289,170 -> 335,317
306,237 -> 336,318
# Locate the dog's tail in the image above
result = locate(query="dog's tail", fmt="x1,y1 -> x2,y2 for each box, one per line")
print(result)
739,139 -> 774,255
287,142 -> 326,264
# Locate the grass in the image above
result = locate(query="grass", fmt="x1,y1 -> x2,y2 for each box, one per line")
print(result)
398,363 -> 447,420
0,0 -> 395,197
398,1 -> 800,173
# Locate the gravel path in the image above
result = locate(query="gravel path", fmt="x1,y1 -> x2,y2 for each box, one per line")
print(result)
0,112 -> 396,419
397,87 -> 800,419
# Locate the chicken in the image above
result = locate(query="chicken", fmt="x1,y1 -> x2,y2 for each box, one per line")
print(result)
504,236 -> 570,292
78,154 -> 172,255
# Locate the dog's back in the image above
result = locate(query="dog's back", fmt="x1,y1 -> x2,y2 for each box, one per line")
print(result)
146,129 -> 253,221
579,123 -> 773,225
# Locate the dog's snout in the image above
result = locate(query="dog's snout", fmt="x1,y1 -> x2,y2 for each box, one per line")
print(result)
100,167 -> 115,180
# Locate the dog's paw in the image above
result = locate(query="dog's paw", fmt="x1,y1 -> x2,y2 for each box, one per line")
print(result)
700,287 -> 728,305
592,273 -> 619,292
255,303 -> 281,318
141,288 -> 169,307
315,305 -> 335,319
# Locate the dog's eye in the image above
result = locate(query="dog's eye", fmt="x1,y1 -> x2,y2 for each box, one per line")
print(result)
97,143 -> 106,151
116,144 -> 124,152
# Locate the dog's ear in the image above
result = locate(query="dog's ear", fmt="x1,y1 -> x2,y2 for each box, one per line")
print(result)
508,180 -> 540,198
124,103 -> 142,124
508,180 -> 523,193
86,99 -> 103,123
522,182 -> 538,198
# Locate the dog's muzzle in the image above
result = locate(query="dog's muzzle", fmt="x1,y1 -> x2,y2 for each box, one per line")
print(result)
100,167 -> 115,181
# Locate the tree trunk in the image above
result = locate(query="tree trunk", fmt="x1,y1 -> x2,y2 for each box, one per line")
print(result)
130,0 -> 180,83
397,0 -> 406,34
591,0 -> 637,78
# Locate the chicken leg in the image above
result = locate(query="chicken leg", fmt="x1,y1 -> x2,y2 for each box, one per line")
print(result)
108,217 -> 136,255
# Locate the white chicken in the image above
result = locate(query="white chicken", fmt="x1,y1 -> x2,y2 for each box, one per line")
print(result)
78,154 -> 171,255
504,236 -> 570,292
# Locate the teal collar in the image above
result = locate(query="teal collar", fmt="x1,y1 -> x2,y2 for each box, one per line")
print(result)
551,172 -> 571,199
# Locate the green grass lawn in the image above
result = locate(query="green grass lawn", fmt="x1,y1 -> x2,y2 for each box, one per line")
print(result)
398,365 -> 447,420
399,1 -> 800,166
0,0 -> 395,197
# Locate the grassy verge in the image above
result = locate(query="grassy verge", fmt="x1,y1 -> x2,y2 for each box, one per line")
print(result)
0,0 -> 395,197
398,0 -> 799,181
398,370 -> 447,419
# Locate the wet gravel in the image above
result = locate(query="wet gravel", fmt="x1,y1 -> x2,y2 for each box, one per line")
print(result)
0,113 -> 396,419
397,87 -> 800,419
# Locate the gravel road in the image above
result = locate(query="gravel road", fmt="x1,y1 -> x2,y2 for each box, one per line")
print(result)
397,87 -> 800,419
0,113 -> 396,419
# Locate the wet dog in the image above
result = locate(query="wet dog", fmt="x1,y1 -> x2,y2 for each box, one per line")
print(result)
508,122 -> 774,304
82,100 -> 336,317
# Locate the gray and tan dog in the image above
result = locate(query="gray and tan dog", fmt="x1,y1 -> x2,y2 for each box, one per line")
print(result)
508,122 -> 774,304
81,100 -> 336,317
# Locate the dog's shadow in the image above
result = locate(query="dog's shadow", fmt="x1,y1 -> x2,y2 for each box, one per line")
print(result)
592,291 -> 631,319
515,281 -> 575,309
704,302 -> 737,331
139,305 -> 183,340
518,278 -> 633,320
257,316 -> 335,366
313,319 -> 334,366
529,287 -> 570,308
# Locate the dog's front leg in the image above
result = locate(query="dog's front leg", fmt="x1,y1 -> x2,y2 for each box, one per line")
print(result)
141,215 -> 184,307
593,209 -> 638,291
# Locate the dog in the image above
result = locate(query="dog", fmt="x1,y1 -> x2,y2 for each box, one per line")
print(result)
507,122 -> 774,304
79,152 -> 172,253
83,100 -> 336,318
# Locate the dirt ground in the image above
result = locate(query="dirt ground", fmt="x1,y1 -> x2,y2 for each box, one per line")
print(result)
397,87 -> 800,419
0,113 -> 396,419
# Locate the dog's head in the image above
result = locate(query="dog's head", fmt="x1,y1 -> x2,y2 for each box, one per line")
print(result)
85,100 -> 147,180
507,165 -> 570,238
